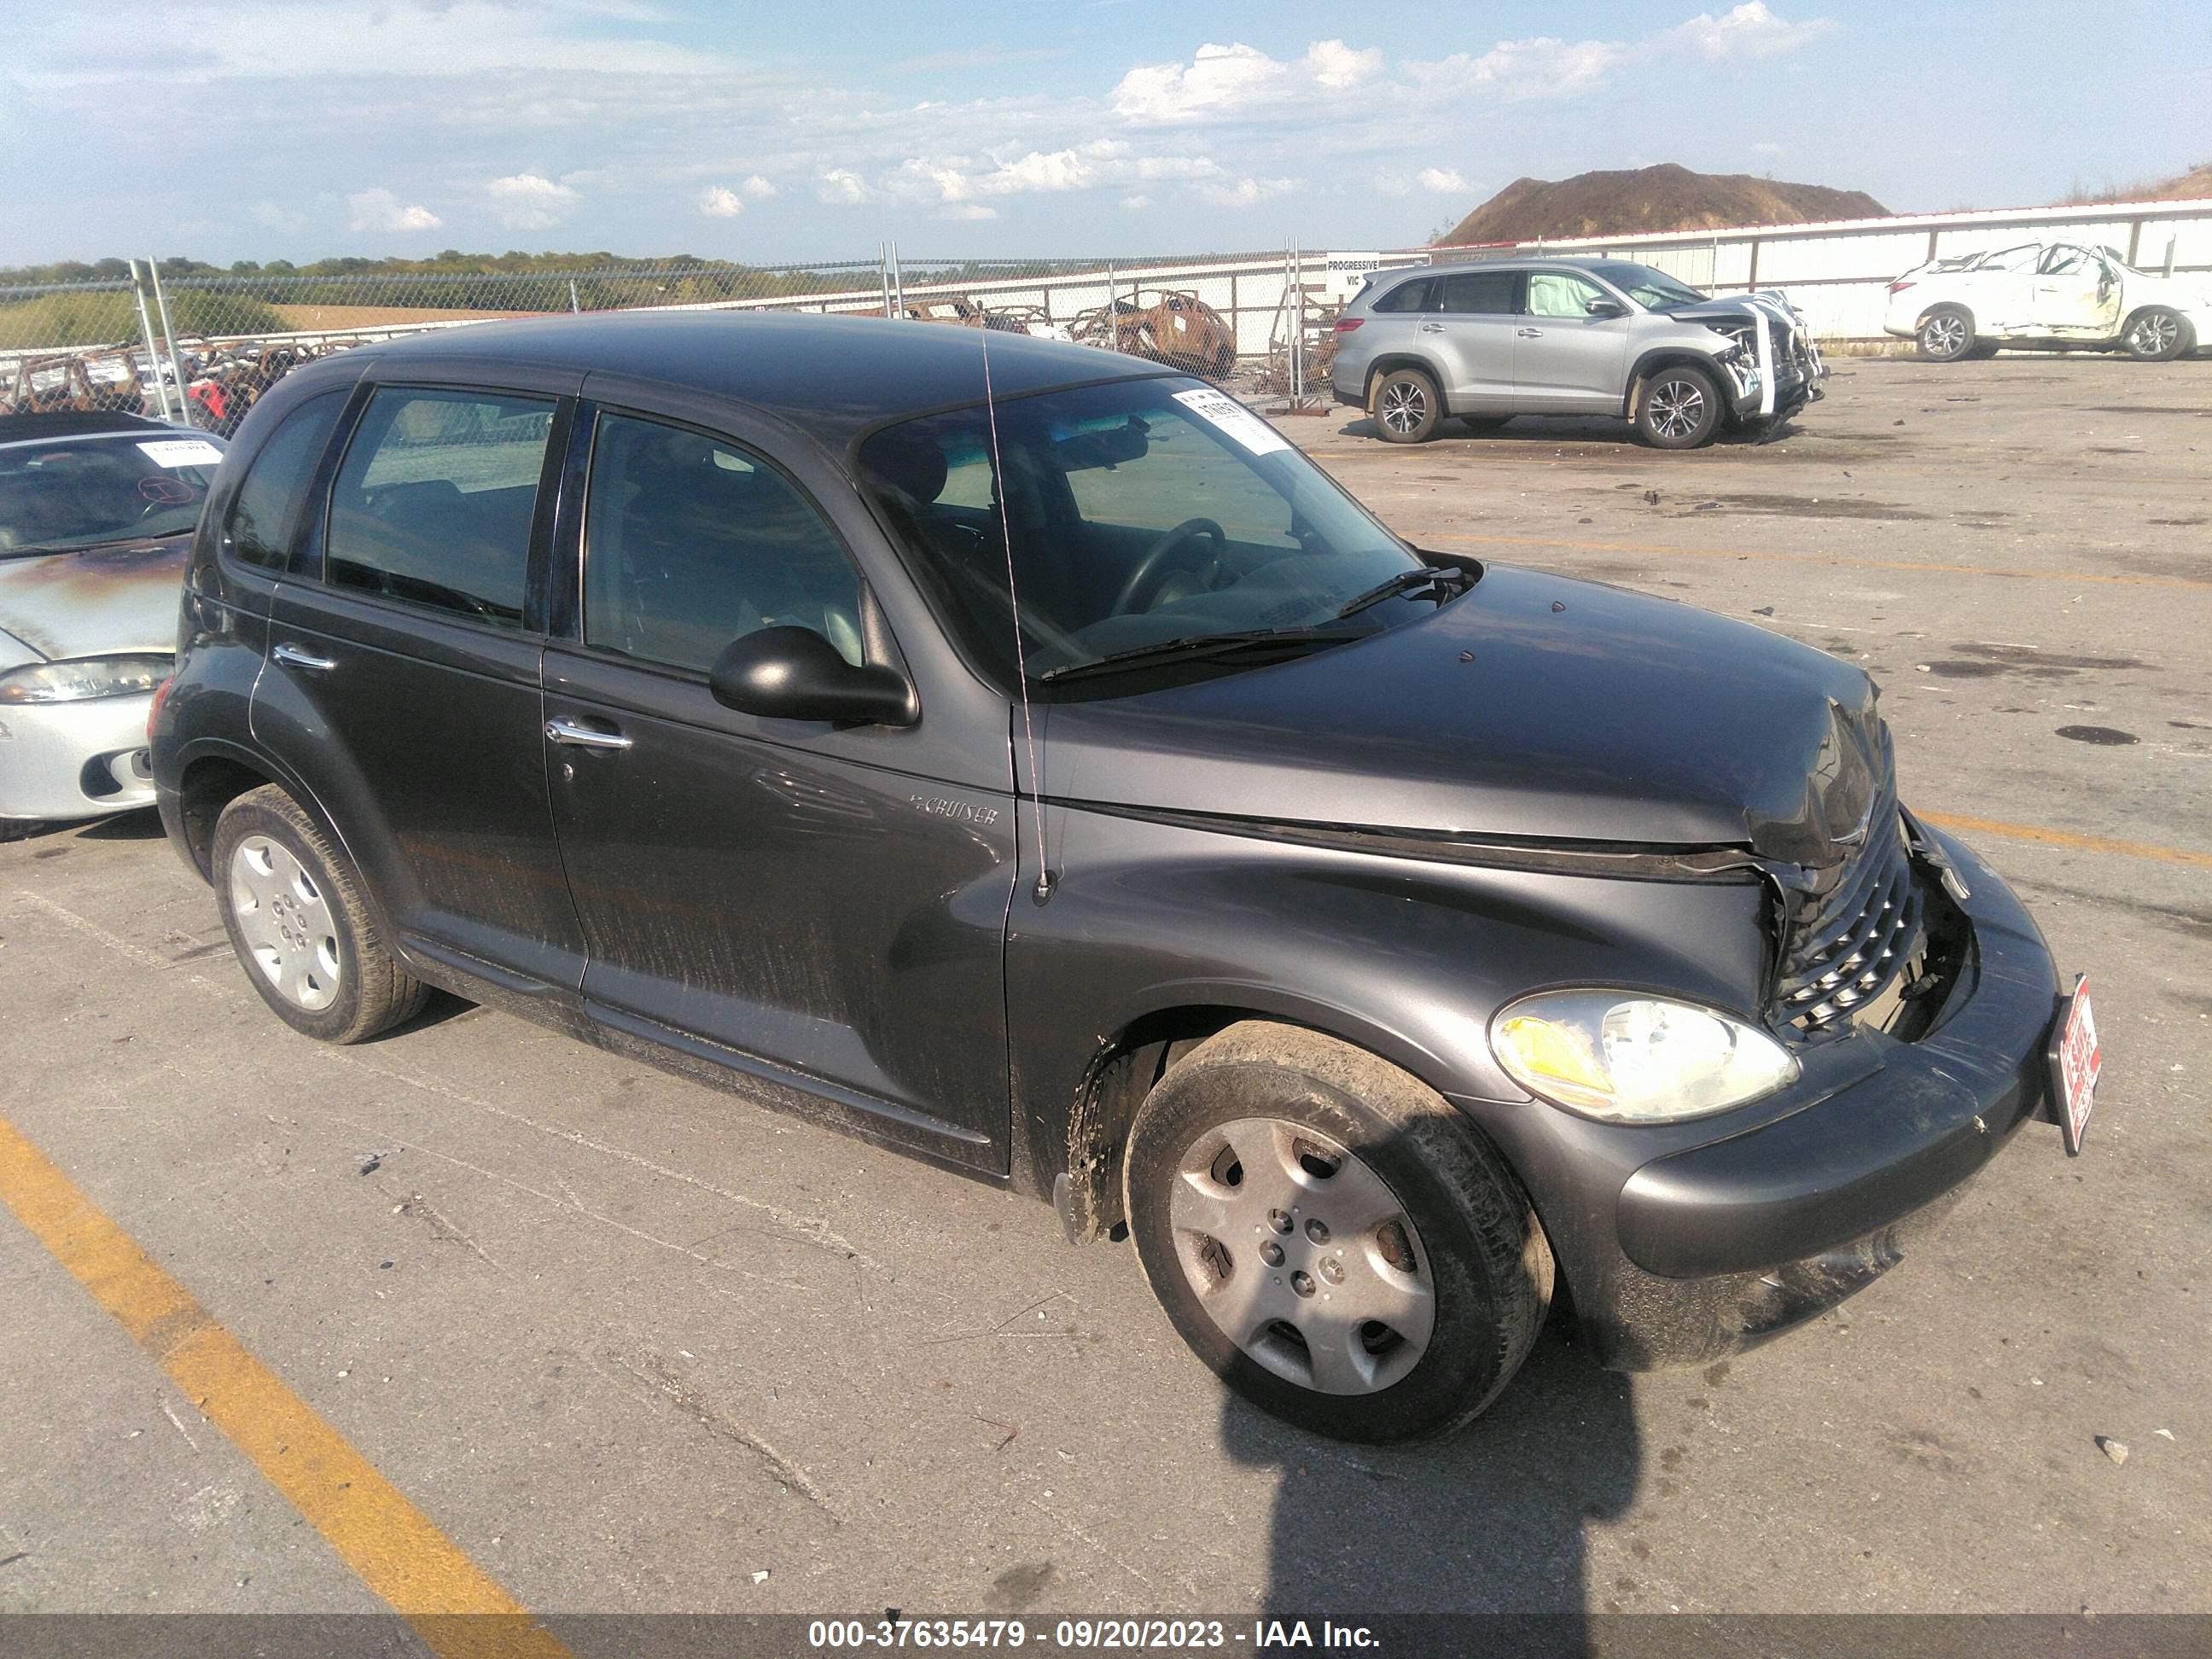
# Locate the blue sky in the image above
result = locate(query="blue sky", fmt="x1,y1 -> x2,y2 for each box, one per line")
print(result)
2,1 -> 2205,265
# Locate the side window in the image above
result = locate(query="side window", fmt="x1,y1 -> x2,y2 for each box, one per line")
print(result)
1525,271 -> 1608,319
2040,246 -> 2093,277
1372,277 -> 1435,313
1440,271 -> 1518,314
1979,244 -> 2041,273
325,387 -> 554,629
224,390 -> 346,569
583,413 -> 865,672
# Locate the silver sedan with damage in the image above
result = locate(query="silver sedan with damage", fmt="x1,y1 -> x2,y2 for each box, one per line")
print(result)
0,411 -> 221,828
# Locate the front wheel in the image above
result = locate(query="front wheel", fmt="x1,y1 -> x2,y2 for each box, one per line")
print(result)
1124,1022 -> 1552,1441
2122,307 -> 2192,362
1634,364 -> 1722,449
1370,366 -> 1442,444
212,785 -> 429,1044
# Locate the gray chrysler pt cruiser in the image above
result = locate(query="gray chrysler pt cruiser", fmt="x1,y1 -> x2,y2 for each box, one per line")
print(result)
151,313 -> 2096,1441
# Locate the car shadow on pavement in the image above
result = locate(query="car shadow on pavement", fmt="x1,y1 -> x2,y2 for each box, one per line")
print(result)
1219,1320 -> 1639,1639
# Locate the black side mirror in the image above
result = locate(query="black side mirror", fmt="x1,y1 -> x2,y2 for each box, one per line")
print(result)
1585,296 -> 1628,318
708,627 -> 917,727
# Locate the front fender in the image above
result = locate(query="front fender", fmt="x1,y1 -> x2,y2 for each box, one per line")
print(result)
1006,805 -> 1773,1202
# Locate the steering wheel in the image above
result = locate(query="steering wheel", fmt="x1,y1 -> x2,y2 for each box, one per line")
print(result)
1110,517 -> 1225,617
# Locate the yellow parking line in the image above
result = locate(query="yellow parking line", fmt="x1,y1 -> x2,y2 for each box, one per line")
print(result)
1918,811 -> 2212,871
1426,530 -> 2212,591
0,1115 -> 570,1659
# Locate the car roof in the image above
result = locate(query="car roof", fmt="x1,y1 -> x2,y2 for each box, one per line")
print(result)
349,311 -> 1173,446
0,409 -> 178,447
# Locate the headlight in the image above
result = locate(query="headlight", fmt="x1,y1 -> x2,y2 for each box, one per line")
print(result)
1490,990 -> 1799,1123
0,655 -> 173,705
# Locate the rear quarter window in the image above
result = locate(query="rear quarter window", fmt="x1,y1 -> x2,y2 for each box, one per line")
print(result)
1371,277 -> 1435,314
224,390 -> 347,570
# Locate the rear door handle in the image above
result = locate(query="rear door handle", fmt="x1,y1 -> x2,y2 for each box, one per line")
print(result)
272,643 -> 336,672
1417,322 -> 1445,334
545,717 -> 633,751
1516,328 -> 1545,339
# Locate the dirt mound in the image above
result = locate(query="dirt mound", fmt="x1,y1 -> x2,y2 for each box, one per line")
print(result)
1438,163 -> 1889,245
2144,162 -> 2212,200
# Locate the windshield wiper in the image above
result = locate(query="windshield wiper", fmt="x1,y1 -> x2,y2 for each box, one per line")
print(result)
1039,626 -> 1361,685
1336,563 -> 1469,619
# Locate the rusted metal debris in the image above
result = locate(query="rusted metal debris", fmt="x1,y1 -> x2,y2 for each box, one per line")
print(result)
899,296 -> 1072,341
181,339 -> 361,436
3,350 -> 146,416
1254,286 -> 1345,400
1068,289 -> 1237,380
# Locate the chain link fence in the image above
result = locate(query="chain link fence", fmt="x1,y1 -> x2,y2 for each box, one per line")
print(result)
1,244 -> 1423,434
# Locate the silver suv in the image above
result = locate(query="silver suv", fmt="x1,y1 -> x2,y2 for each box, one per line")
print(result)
1330,256 -> 1826,449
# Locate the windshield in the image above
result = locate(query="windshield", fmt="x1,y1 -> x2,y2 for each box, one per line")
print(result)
1589,262 -> 1710,311
0,432 -> 221,556
859,376 -> 1432,688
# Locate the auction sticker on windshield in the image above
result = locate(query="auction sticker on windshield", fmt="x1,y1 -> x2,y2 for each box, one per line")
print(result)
137,439 -> 223,469
2050,975 -> 2101,1156
1173,387 -> 1290,457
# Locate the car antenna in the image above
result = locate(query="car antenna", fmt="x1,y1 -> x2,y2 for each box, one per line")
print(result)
976,317 -> 1056,904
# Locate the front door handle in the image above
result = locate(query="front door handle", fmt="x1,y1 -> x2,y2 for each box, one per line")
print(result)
545,717 -> 633,751
272,643 -> 336,672
1417,322 -> 1445,334
1516,328 -> 1545,339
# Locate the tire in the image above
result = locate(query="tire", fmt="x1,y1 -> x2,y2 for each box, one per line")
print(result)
1455,414 -> 1512,435
1916,305 -> 1976,362
1633,364 -> 1722,449
1123,1022 -> 1552,1442
1370,366 -> 1442,444
211,784 -> 428,1044
2122,306 -> 2192,363
1966,340 -> 2002,360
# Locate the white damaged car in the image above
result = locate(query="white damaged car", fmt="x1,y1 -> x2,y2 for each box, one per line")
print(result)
1884,240 -> 2209,362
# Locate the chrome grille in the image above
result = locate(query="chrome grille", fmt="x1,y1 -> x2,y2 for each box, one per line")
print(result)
1775,811 -> 1923,1029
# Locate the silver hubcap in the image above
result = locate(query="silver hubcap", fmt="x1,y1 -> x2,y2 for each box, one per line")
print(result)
2130,313 -> 2176,354
1378,380 -> 1428,434
1650,378 -> 1707,439
230,835 -> 341,1011
1168,1118 -> 1434,1395
1924,315 -> 1967,357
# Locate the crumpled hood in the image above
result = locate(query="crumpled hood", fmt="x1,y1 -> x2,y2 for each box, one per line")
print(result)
0,534 -> 189,663
1032,565 -> 1886,870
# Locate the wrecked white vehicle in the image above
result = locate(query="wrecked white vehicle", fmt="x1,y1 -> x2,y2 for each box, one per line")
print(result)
1884,241 -> 2209,362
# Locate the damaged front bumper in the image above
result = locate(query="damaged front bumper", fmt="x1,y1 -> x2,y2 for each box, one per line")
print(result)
1564,824 -> 2062,1370
0,690 -> 160,822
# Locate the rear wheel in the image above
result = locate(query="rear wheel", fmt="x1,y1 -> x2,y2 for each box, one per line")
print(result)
212,785 -> 428,1044
1916,305 -> 1975,362
1124,1022 -> 1552,1441
2122,307 -> 2192,362
1370,366 -> 1442,444
1634,364 -> 1722,449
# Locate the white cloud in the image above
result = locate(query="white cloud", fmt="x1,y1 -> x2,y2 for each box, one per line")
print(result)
1406,36 -> 1626,102
740,173 -> 776,199
1120,195 -> 1150,210
698,184 -> 743,218
1417,167 -> 1469,194
346,188 -> 441,233
942,203 -> 998,221
1668,3 -> 1835,59
1109,38 -> 1377,123
1304,39 -> 1385,90
818,168 -> 871,205
486,172 -> 579,229
1196,176 -> 1295,207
